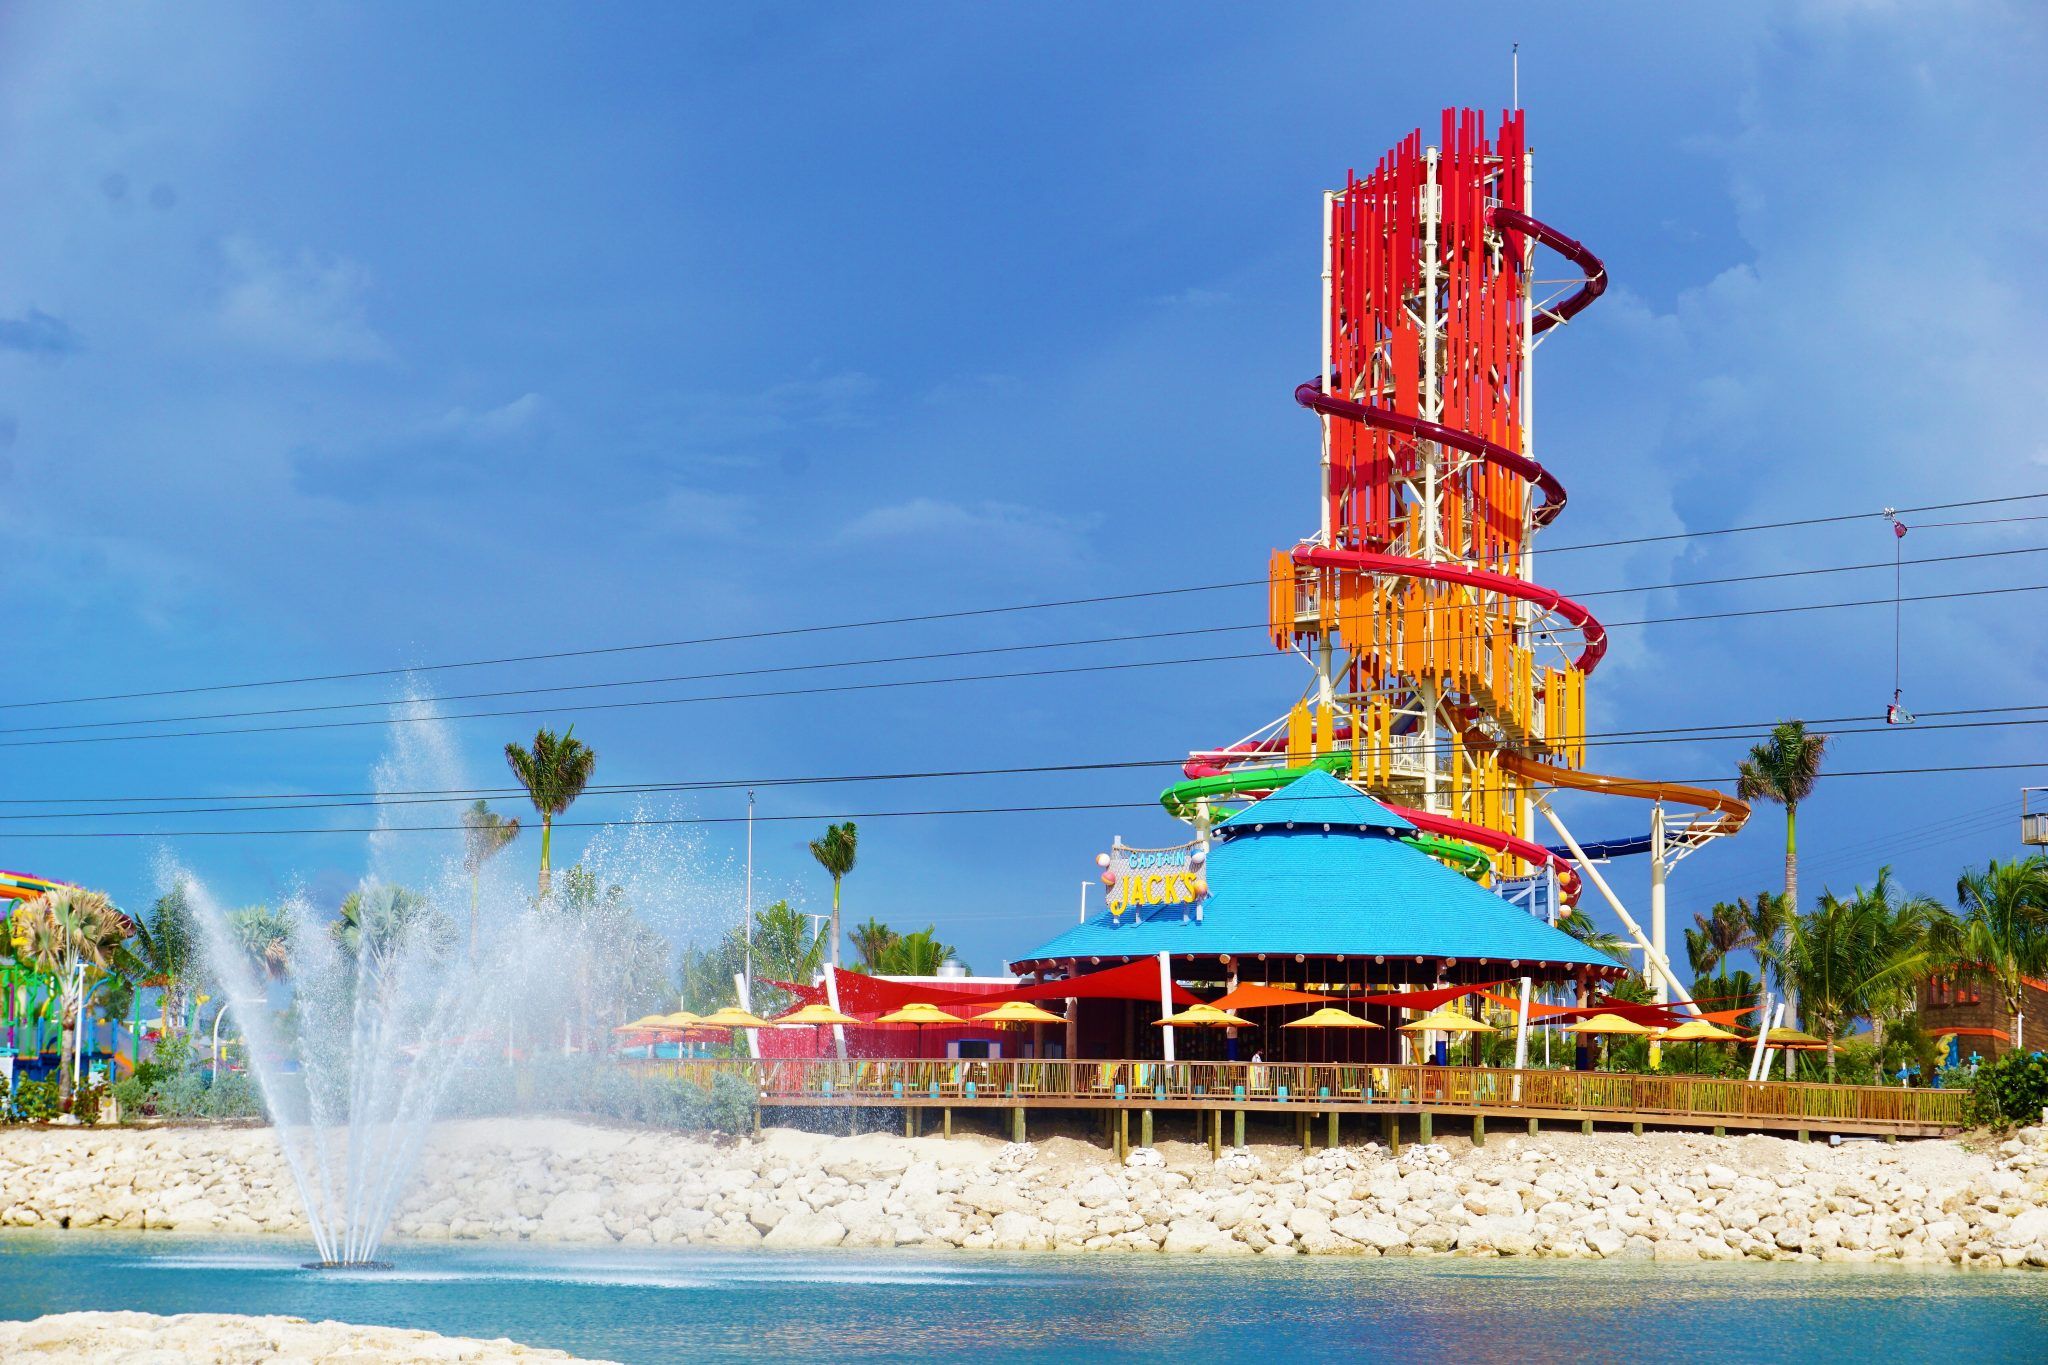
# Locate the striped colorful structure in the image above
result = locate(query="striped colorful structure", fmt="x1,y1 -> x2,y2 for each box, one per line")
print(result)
1167,110 -> 1748,1005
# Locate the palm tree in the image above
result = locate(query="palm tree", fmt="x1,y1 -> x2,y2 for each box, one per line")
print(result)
807,822 -> 858,968
332,885 -> 448,971
1942,856 -> 2048,1050
846,916 -> 897,972
1737,720 -> 1828,1063
505,726 -> 597,898
14,888 -> 138,1103
460,799 -> 522,959
1684,901 -> 1755,981
227,905 -> 294,984
1779,869 -> 1944,1079
130,882 -> 197,1035
875,927 -> 966,977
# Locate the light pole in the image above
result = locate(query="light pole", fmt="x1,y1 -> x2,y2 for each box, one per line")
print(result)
743,789 -> 755,1002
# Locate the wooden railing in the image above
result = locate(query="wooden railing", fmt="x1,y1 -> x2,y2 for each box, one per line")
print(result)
632,1057 -> 1967,1132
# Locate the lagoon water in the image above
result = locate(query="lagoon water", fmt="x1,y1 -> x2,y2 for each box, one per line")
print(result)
3,1236 -> 2045,1362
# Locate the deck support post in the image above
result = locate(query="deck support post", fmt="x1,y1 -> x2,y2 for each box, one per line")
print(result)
944,1107 -> 953,1138
1327,1110 -> 1339,1149
1012,1106 -> 1025,1143
1233,1109 -> 1246,1149
1580,1118 -> 1592,1136
906,1107 -> 916,1138
1631,1120 -> 1643,1136
1713,1124 -> 1725,1138
1141,1109 -> 1153,1149
1210,1108 -> 1222,1157
1384,1113 -> 1401,1154
1798,1129 -> 1811,1143
1419,1111 -> 1432,1145
1118,1108 -> 1130,1161
1527,1117 -> 1538,1136
1472,1115 -> 1485,1147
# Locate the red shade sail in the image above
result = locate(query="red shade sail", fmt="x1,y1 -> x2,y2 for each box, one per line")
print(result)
768,960 -> 1203,1015
1211,984 -> 1337,1012
1361,980 -> 1511,1010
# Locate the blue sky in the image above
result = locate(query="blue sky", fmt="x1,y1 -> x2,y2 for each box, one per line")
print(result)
1,3 -> 2044,973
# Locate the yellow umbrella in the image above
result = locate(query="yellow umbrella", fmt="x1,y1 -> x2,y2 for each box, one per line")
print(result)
775,1002 -> 860,1027
873,1001 -> 962,1058
1656,1018 -> 1740,1043
1281,1007 -> 1382,1029
1765,1026 -> 1827,1051
1281,1003 -> 1380,1064
1398,1008 -> 1496,1034
1155,1002 -> 1253,1028
1562,1012 -> 1660,1036
698,1006 -> 773,1029
655,1011 -> 703,1028
969,1000 -> 1067,1026
613,1014 -> 675,1033
873,1002 -> 963,1026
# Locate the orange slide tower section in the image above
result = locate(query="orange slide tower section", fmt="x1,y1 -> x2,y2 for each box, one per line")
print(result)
1173,108 -> 1746,901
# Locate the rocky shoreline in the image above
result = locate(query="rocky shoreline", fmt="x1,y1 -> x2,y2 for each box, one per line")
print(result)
4,1118 -> 2046,1268
0,1311 -> 610,1362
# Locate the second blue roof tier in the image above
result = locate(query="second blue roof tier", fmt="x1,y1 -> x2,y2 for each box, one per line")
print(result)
1012,770 -> 1618,976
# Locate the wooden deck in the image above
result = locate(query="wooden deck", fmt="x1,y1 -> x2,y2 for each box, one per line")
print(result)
634,1057 -> 1968,1143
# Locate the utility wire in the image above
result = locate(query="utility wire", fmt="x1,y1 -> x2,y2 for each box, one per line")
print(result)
7,541 -> 2042,740
10,701 -> 2045,807
5,579 -> 2047,751
6,488 -> 2046,715
3,759 -> 2045,838
6,707 -> 2048,822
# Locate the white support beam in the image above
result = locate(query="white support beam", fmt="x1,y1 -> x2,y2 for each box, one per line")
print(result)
1535,797 -> 1698,1014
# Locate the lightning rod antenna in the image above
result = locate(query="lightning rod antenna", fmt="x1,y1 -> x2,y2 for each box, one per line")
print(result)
1512,43 -> 1520,111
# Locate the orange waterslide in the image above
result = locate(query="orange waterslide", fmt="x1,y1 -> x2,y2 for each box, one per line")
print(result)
1494,749 -> 1750,838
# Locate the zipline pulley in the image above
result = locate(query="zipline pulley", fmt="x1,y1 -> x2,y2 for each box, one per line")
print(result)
1885,508 -> 1915,725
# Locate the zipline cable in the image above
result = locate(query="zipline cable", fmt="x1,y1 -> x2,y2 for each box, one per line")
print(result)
7,541 -> 2046,740
4,758 -> 2046,838
6,580 -> 2048,751
6,489 -> 2048,715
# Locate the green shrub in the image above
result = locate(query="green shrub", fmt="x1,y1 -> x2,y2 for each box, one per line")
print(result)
110,1075 -> 150,1117
72,1079 -> 108,1125
131,1034 -> 191,1091
10,1078 -> 60,1122
1962,1050 -> 2048,1128
197,1071 -> 262,1119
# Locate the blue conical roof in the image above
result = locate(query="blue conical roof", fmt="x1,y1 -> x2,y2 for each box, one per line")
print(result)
1215,768 -> 1415,835
1012,770 -> 1616,976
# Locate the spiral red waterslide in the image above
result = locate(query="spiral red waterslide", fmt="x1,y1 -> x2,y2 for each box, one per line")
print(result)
1174,108 -> 1744,902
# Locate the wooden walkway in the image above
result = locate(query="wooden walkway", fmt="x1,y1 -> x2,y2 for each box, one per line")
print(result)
635,1057 -> 1968,1145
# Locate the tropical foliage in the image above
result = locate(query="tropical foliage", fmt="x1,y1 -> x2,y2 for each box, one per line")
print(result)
12,888 -> 141,1101
808,822 -> 858,968
1767,869 -> 1944,1078
1735,719 -> 1829,1064
678,900 -> 827,1017
332,884 -> 454,970
1944,857 -> 2048,1051
460,799 -> 521,958
847,920 -> 967,976
504,726 -> 597,896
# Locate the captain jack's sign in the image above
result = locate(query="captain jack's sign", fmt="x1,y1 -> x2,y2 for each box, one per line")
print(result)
1097,838 -> 1208,919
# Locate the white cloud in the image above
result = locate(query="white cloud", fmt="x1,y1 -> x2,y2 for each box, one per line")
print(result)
431,392 -> 545,443
650,485 -> 754,540
214,235 -> 389,363
836,496 -> 1093,560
